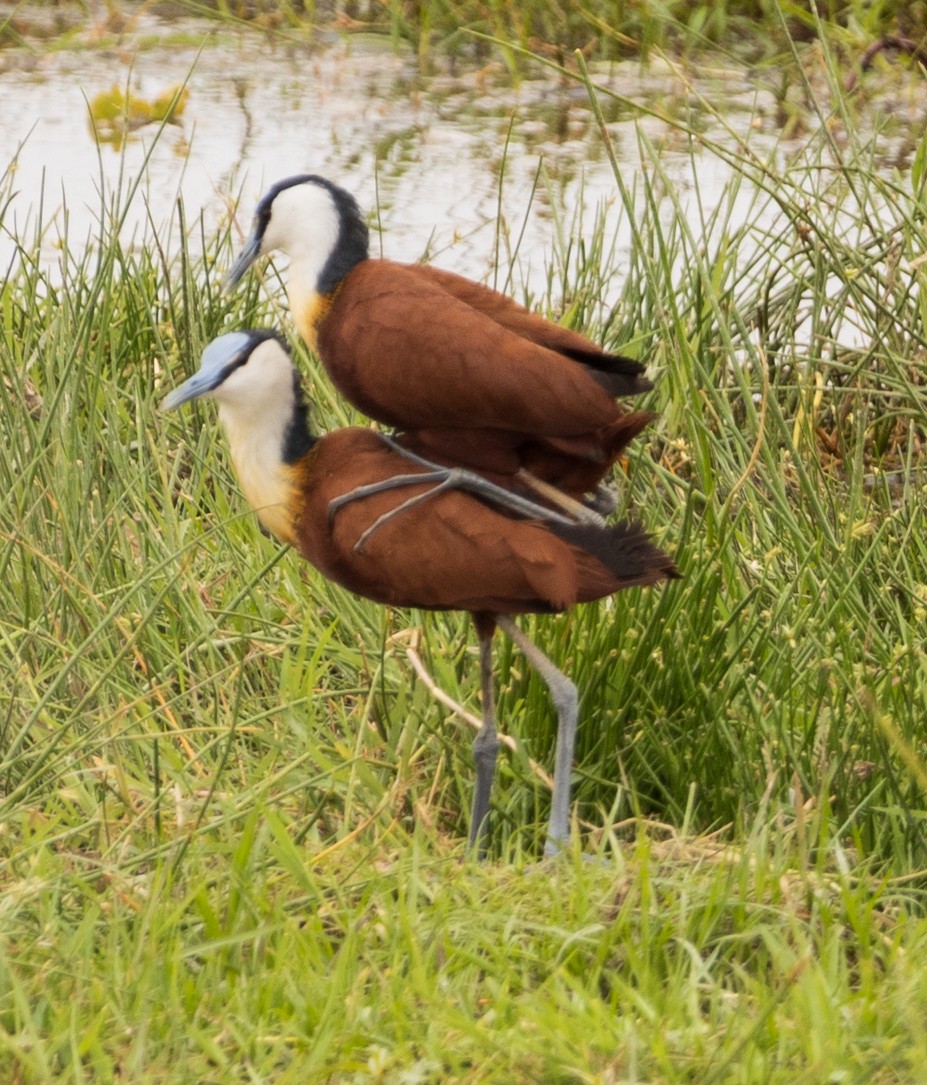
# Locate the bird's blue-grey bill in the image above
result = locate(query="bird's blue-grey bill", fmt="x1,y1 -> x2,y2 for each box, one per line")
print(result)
160,372 -> 216,412
160,331 -> 255,411
223,233 -> 261,292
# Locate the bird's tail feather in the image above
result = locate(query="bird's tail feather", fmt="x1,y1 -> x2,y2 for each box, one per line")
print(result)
551,519 -> 679,592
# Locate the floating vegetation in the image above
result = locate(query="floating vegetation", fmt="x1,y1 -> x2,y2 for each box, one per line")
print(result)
87,83 -> 189,148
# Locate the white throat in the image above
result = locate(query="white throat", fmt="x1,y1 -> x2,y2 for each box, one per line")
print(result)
212,342 -> 300,545
263,183 -> 341,293
262,183 -> 343,348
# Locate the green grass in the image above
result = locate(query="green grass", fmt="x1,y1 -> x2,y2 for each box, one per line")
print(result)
5,13 -> 927,1080
6,0 -> 925,70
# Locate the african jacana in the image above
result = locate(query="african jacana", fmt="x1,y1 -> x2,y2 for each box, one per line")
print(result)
224,175 -> 654,512
161,331 -> 678,856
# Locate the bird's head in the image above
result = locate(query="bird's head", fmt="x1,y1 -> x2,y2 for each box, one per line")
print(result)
224,175 -> 370,295
161,331 -> 314,544
161,329 -> 312,457
160,330 -> 294,414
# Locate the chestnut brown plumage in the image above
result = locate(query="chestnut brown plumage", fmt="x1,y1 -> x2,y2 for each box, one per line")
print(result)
161,331 -> 678,855
224,175 -> 653,504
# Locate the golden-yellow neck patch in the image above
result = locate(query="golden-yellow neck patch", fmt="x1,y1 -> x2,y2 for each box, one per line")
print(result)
288,280 -> 338,352
222,413 -> 300,547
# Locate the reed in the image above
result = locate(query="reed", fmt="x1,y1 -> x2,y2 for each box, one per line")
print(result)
154,0 -> 927,65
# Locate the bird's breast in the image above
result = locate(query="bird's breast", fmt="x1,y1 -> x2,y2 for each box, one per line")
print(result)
287,278 -> 338,352
223,421 -> 300,547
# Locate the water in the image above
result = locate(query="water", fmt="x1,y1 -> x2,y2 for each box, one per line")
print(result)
0,14 -> 923,297
0,15 -> 772,283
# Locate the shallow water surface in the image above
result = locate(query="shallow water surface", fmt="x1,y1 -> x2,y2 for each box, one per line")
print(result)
0,18 -> 779,284
1,16 -> 924,298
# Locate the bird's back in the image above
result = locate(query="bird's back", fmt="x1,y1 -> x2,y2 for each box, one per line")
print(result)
399,262 -> 651,396
289,428 -> 676,615
318,261 -> 617,427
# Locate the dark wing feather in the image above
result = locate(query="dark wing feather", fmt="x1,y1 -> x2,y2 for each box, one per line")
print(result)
550,520 -> 680,601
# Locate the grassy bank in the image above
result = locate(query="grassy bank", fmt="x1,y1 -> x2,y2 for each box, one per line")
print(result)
3,26 -> 927,1083
6,0 -> 927,71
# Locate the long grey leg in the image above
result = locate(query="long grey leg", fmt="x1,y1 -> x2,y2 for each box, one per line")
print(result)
496,615 -> 578,857
328,470 -> 458,524
468,619 -> 500,858
516,469 -> 606,527
327,451 -> 577,552
348,474 -> 472,553
380,437 -> 605,527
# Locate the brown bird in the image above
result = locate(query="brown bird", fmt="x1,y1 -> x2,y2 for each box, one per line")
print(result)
224,175 -> 654,511
161,331 -> 678,856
